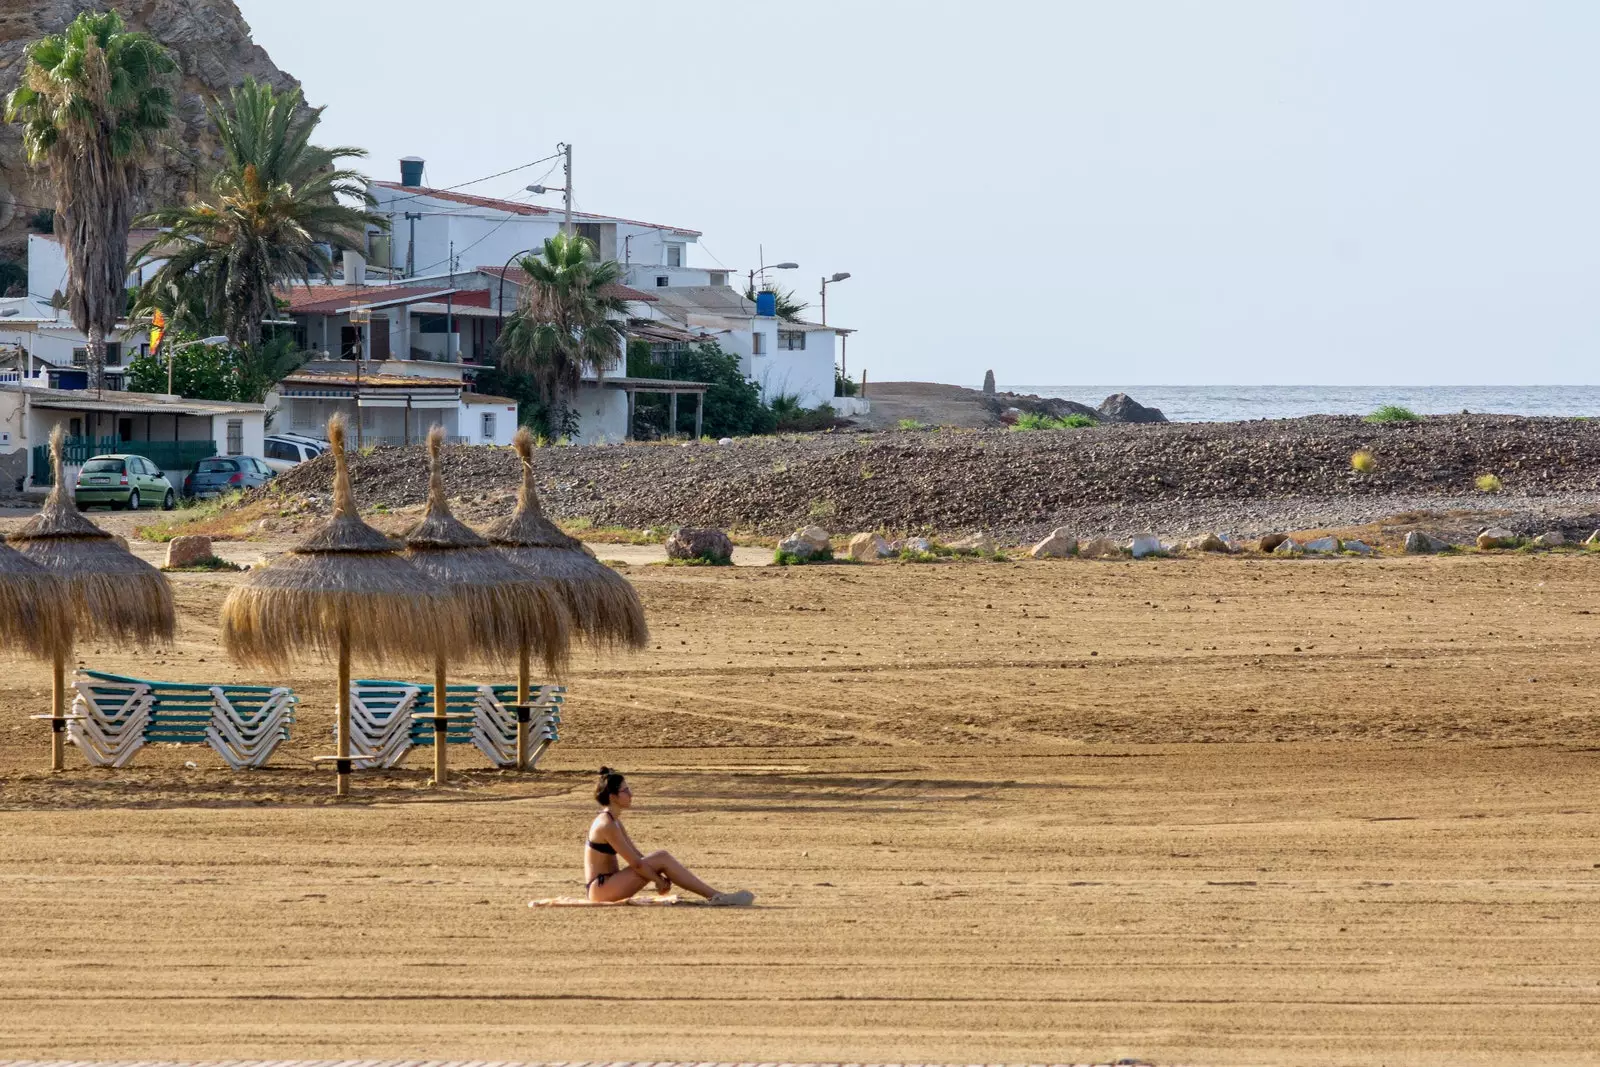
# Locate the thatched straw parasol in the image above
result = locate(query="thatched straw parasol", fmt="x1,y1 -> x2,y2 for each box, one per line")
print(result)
402,425 -> 571,780
7,427 -> 174,770
0,535 -> 74,661
221,415 -> 461,796
486,428 -> 648,693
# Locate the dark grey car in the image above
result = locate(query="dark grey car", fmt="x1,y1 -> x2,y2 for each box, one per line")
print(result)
183,456 -> 274,499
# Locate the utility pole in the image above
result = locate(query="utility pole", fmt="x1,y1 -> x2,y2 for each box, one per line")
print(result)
561,142 -> 573,236
404,212 -> 422,277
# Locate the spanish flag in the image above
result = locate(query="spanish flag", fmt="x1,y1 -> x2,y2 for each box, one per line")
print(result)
149,309 -> 166,356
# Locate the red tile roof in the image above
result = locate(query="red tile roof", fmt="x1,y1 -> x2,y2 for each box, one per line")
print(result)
475,265 -> 658,303
374,181 -> 701,236
279,285 -> 458,314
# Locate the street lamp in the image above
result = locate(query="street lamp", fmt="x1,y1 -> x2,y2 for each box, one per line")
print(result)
495,247 -> 542,332
820,271 -> 851,326
747,260 -> 799,294
526,141 -> 574,234
166,334 -> 228,397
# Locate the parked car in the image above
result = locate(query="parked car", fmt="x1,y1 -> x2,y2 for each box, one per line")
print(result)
183,455 -> 275,499
262,433 -> 330,474
74,455 -> 176,511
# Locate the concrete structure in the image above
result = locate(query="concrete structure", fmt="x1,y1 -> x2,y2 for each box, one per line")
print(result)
0,378 -> 267,492
635,286 -> 851,409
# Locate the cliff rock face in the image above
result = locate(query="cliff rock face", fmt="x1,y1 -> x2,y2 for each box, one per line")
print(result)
0,0 -> 299,256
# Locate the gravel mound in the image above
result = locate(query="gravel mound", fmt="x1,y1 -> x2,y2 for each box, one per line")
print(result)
259,415 -> 1600,541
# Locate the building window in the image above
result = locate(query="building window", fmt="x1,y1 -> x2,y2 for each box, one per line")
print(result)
226,419 -> 244,455
752,332 -> 766,355
708,272 -> 728,287
71,347 -> 86,367
666,244 -> 683,268
656,276 -> 669,287
778,329 -> 806,351
481,411 -> 497,441
104,342 -> 121,366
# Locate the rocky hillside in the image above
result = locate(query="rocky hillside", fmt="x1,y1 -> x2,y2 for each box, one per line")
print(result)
256,415 -> 1600,542
0,0 -> 298,258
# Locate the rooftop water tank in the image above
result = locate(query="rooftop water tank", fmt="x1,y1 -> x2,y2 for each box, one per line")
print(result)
399,156 -> 425,188
755,290 -> 778,317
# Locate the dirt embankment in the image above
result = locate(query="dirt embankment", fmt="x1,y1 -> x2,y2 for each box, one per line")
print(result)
257,414 -> 1600,542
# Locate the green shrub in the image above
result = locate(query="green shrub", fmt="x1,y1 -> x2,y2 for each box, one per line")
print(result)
160,554 -> 244,573
1013,412 -> 1096,431
774,545 -> 834,566
896,418 -> 928,431
1365,405 -> 1422,423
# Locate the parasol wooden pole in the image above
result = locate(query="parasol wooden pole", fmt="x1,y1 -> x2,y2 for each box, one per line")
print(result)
433,652 -> 449,785
336,632 -> 351,797
50,649 -> 65,771
515,644 -> 531,771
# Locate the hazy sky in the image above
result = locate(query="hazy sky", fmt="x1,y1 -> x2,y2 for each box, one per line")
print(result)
236,1 -> 1599,387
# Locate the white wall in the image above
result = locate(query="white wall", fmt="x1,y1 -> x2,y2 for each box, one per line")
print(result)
462,401 -> 518,445
571,385 -> 628,444
752,350 -> 836,409
27,235 -> 67,300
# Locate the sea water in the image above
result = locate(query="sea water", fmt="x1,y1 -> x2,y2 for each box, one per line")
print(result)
1004,385 -> 1600,423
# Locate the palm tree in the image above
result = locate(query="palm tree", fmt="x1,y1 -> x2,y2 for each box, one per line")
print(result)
498,232 -> 628,436
4,11 -> 177,393
134,78 -> 382,350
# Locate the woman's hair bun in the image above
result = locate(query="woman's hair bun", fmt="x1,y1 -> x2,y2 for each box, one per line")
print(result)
598,765 -> 614,777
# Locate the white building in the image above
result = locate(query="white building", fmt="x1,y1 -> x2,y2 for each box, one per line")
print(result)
0,377 -> 267,494
630,286 -> 850,410
368,157 -> 725,292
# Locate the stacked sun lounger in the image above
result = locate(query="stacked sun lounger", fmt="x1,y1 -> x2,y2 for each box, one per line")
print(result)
68,670 -> 296,769
349,679 -> 563,769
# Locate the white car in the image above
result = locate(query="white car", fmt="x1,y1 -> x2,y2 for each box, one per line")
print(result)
262,433 -> 330,474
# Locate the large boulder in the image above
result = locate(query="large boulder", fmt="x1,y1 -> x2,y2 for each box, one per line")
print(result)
901,536 -> 934,554
1097,393 -> 1167,424
1079,536 -> 1122,559
1304,536 -> 1342,554
1031,528 -> 1078,559
947,531 -> 997,555
1258,532 -> 1290,553
793,525 -> 831,552
165,534 -> 215,569
1404,531 -> 1449,554
1272,537 -> 1305,557
1342,539 -> 1374,555
1476,527 -> 1518,550
665,527 -> 733,564
1129,533 -> 1164,559
1188,532 -> 1230,553
982,369 -> 996,395
846,532 -> 892,561
1533,530 -> 1566,548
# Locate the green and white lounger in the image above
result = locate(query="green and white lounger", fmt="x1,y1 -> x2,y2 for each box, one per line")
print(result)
68,670 -> 296,770
349,680 -> 563,769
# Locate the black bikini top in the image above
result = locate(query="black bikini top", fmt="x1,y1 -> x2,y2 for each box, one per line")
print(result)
587,811 -> 617,854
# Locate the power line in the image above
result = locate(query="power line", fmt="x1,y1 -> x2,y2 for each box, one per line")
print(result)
377,153 -> 564,206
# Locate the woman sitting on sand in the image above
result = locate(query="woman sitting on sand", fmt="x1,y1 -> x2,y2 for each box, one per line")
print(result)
586,767 -> 754,906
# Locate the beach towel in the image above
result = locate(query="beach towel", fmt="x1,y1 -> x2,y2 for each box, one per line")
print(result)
529,894 -> 694,907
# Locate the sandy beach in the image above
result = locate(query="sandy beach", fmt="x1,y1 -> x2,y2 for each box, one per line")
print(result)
2,550 -> 1597,1064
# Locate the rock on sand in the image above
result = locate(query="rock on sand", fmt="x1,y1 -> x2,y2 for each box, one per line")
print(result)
166,535 -> 214,568
1129,534 -> 1164,559
1031,529 -> 1078,559
846,533 -> 892,561
665,527 -> 733,563
1080,537 -> 1122,559
1404,531 -> 1449,554
1476,528 -> 1518,550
